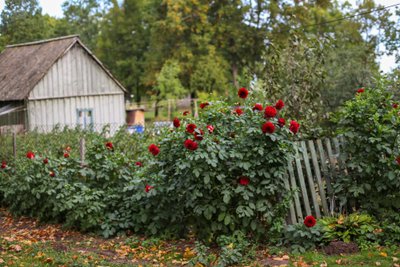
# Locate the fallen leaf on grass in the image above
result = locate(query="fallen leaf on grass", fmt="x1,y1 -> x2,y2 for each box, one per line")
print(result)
375,262 -> 381,266
0,258 -> 4,263
183,247 -> 195,259
43,257 -> 53,263
10,244 -> 22,252
320,261 -> 328,267
335,259 -> 342,265
393,257 -> 399,262
379,252 -> 387,257
282,255 -> 290,260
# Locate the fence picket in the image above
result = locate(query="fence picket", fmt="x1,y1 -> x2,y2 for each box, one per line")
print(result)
308,140 -> 329,215
284,174 -> 296,224
295,147 -> 312,216
288,161 -> 303,222
300,141 -> 321,218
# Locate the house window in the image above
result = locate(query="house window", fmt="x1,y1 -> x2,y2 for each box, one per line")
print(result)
76,108 -> 94,129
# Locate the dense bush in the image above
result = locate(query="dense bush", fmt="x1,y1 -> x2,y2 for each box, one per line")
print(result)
333,80 -> 400,214
0,135 -> 143,237
135,94 -> 299,240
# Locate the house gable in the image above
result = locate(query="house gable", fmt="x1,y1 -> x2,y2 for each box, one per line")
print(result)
29,42 -> 125,100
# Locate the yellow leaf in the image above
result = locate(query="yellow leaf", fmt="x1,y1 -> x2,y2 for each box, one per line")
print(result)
379,252 -> 387,257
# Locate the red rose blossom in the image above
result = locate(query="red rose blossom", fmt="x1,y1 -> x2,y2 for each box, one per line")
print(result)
253,103 -> 263,111
184,139 -> 198,151
145,184 -> 153,193
183,111 -> 190,116
357,88 -> 365,94
262,121 -> 275,134
235,108 -> 243,116
264,106 -> 277,118
199,102 -> 209,109
396,156 -> 400,165
49,171 -> 55,177
105,141 -> 113,150
173,117 -> 180,128
26,151 -> 35,159
186,123 -> 197,134
207,125 -> 214,133
238,87 -> 249,99
304,215 -> 316,228
275,99 -> 285,110
148,144 -> 160,156
63,153 -> 70,158
239,176 -> 250,186
135,161 -> 143,167
43,158 -> 49,164
393,103 -> 399,109
289,120 -> 300,134
278,118 -> 286,127
194,129 -> 204,141
1,161 -> 6,169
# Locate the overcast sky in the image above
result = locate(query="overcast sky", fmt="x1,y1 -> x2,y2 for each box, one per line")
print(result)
0,0 -> 398,72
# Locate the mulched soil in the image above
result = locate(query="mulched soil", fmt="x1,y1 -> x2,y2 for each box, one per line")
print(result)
322,241 -> 359,255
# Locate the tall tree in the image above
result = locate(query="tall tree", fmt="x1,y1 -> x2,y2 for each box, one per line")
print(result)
0,0 -> 55,48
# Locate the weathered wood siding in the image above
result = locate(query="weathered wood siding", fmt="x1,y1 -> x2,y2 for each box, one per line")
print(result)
26,44 -> 125,131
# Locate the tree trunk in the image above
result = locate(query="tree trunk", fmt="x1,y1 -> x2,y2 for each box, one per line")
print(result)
232,63 -> 239,93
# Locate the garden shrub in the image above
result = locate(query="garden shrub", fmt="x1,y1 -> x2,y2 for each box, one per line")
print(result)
134,91 -> 299,240
333,80 -> 400,214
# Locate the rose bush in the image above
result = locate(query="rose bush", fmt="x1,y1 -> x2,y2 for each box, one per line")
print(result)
132,90 -> 300,240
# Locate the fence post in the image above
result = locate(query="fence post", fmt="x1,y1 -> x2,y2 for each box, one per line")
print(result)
80,138 -> 85,165
13,132 -> 17,158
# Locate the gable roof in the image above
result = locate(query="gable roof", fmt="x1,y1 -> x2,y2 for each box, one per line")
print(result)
0,35 -> 127,101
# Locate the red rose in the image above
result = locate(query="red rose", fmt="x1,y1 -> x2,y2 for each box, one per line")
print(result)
275,99 -> 284,110
43,158 -> 49,164
184,139 -> 198,151
253,103 -> 263,111
26,151 -> 35,159
64,153 -> 70,158
239,176 -> 250,186
357,88 -> 365,94
199,102 -> 209,109
145,184 -> 153,193
135,161 -> 143,167
238,87 -> 249,99
186,123 -> 197,134
148,144 -> 160,156
396,156 -> 400,165
262,121 -> 275,134
278,118 -> 286,127
304,215 -> 316,228
194,129 -> 204,141
1,161 -> 6,169
173,117 -> 180,128
289,120 -> 300,134
183,111 -> 190,116
105,142 -> 113,150
393,103 -> 399,109
264,106 -> 277,118
49,171 -> 55,177
235,108 -> 243,116
207,125 -> 214,133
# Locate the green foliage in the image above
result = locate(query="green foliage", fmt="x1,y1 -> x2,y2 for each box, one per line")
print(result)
333,80 -> 400,213
319,213 -> 381,249
283,222 -> 323,254
135,97 -> 297,240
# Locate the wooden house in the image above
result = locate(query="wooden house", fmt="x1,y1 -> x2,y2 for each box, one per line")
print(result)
0,35 -> 126,133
